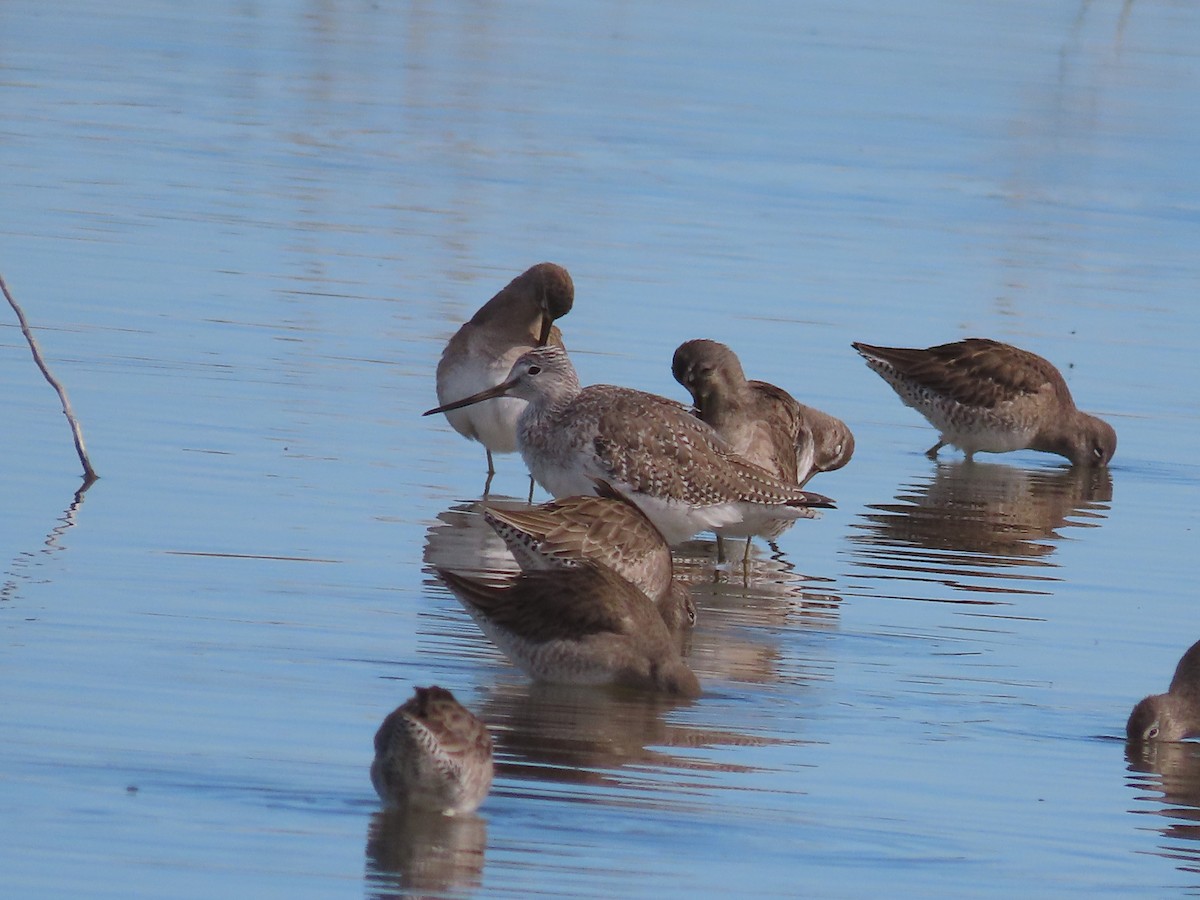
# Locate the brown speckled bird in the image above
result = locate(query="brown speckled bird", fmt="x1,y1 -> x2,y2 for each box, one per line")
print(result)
424,345 -> 834,545
672,339 -> 854,486
853,338 -> 1116,467
483,478 -> 696,633
672,339 -> 854,560
1127,639 -> 1200,743
436,563 -> 702,698
371,686 -> 494,815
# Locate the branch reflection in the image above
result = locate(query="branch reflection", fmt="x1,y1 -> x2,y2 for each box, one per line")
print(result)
2,477 -> 95,601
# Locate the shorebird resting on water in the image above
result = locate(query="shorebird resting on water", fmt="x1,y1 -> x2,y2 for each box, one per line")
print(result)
424,345 -> 835,546
672,338 -> 854,561
370,685 -> 494,815
433,263 -> 575,494
852,338 -> 1116,467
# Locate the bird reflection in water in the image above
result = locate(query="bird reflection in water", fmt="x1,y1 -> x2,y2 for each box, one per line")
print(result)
479,680 -> 790,790
1126,740 -> 1200,867
421,498 -> 524,577
423,499 -> 840,689
848,461 -> 1112,601
364,807 -> 487,899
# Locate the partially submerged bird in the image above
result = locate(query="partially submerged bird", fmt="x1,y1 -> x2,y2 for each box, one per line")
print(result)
483,478 -> 696,633
672,338 -> 854,560
1127,639 -> 1200,744
433,263 -> 575,491
436,563 -> 702,698
424,345 -> 835,545
371,685 -> 494,814
852,338 -> 1116,467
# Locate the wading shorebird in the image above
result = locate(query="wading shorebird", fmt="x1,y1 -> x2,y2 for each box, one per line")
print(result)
852,338 -> 1116,467
672,339 -> 855,561
423,345 -> 835,546
436,563 -> 701,698
1127,639 -> 1200,744
483,478 -> 696,633
370,685 -> 494,815
433,263 -> 575,494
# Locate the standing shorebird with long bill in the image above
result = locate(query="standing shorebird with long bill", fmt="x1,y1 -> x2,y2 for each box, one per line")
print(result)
424,345 -> 835,546
433,263 -> 575,494
853,338 -> 1116,467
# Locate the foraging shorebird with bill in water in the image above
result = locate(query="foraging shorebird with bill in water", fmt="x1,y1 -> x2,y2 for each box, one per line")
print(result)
1127,639 -> 1200,744
433,263 -> 575,495
484,477 -> 696,634
436,563 -> 702,697
672,338 -> 855,561
423,344 -> 835,546
852,338 -> 1116,467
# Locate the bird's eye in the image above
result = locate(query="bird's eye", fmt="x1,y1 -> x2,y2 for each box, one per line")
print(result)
687,606 -> 696,625
1092,445 -> 1104,460
1147,725 -> 1160,740
527,365 -> 542,375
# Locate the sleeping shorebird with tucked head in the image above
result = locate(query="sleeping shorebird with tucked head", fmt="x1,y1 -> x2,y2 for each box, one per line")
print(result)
673,339 -> 854,486
436,563 -> 702,698
1127,639 -> 1200,744
423,345 -> 835,546
852,338 -> 1117,467
672,339 -> 854,561
484,478 -> 696,633
371,686 -> 494,815
433,263 -> 575,493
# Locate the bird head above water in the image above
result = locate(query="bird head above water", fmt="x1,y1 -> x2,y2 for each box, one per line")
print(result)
469,262 -> 574,346
671,339 -> 748,413
526,263 -> 575,346
424,345 -> 581,416
1126,693 -> 1198,744
1126,638 -> 1200,744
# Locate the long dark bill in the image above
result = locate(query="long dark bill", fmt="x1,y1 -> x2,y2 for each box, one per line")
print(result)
423,378 -> 519,416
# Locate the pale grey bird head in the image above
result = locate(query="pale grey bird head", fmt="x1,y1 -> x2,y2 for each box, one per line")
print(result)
424,345 -> 581,416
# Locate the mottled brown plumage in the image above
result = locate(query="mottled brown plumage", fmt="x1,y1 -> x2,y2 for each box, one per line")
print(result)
671,339 -> 854,558
371,686 -> 494,814
1127,639 -> 1200,743
433,263 -> 575,482
672,339 -> 855,485
436,564 -> 701,697
425,345 -> 835,544
483,479 -> 696,632
853,338 -> 1116,466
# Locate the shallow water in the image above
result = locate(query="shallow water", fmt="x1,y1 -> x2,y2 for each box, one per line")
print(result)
3,0 -> 1200,896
